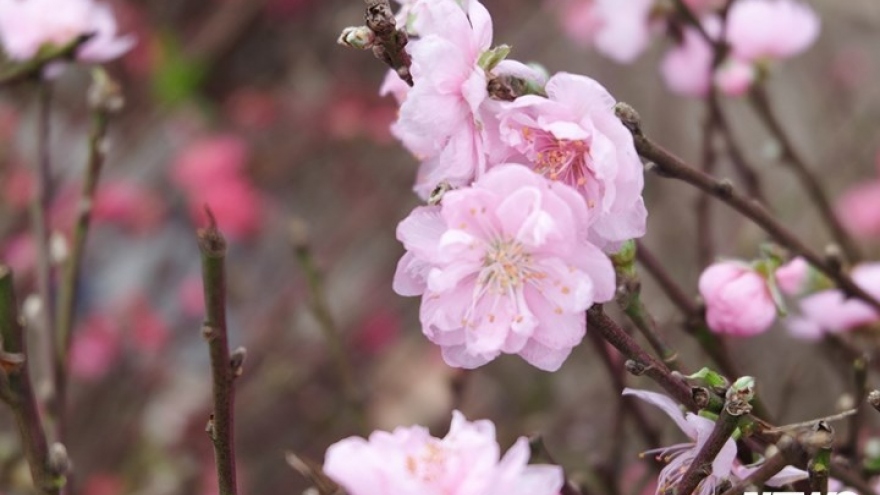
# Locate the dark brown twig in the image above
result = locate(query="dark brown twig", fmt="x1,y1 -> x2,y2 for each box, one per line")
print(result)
669,407 -> 742,495
363,0 -> 413,85
198,213 -> 239,495
718,436 -> 806,495
0,266 -> 64,495
616,104 -> 880,313
54,70 -> 121,438
748,85 -> 861,263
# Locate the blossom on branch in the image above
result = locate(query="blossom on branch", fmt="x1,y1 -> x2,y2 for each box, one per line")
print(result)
624,388 -> 807,495
0,0 -> 135,63
323,410 -> 564,495
497,72 -> 647,251
698,261 -> 778,337
550,0 -> 656,64
393,164 -> 615,371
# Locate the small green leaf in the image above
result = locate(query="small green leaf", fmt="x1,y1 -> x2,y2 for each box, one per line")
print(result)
477,44 -> 511,72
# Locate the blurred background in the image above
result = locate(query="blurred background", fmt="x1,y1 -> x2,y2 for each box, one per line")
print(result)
0,0 -> 879,493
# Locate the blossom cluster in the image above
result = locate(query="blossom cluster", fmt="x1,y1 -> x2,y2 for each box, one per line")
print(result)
385,0 -> 647,372
550,0 -> 820,97
698,254 -> 880,341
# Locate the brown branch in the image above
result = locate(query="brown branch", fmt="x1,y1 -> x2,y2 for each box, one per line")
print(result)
54,70 -> 121,438
615,103 -> 880,313
748,85 -> 861,263
0,266 -> 64,495
718,436 -> 806,495
198,213 -> 239,495
670,392 -> 749,495
364,0 -> 413,85
0,34 -> 92,87
586,306 -> 697,411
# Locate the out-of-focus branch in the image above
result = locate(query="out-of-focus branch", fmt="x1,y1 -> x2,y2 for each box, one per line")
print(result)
198,213 -> 241,495
54,69 -> 123,437
748,85 -> 861,263
289,220 -> 365,432
0,35 -> 92,87
0,266 -> 66,495
615,103 -> 880,313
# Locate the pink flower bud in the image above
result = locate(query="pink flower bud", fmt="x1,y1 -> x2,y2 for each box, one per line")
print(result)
699,261 -> 777,336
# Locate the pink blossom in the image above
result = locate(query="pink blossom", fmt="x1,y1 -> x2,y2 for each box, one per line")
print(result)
125,296 -> 169,354
0,0 -> 135,63
787,262 -> 880,339
93,180 -> 165,233
323,410 -> 564,495
660,26 -> 715,97
178,275 -> 206,318
170,135 -> 249,191
69,313 -> 121,381
698,261 -> 777,336
497,72 -> 647,250
393,164 -> 615,371
775,256 -> 809,296
725,0 -> 820,62
836,181 -> 880,239
553,0 -> 655,64
391,0 -> 494,197
188,178 -> 264,241
624,388 -> 806,495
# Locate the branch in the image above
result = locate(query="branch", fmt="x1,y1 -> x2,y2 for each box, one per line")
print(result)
54,70 -> 122,436
344,0 -> 413,85
748,85 -> 861,263
198,214 -> 240,495
0,35 -> 93,86
718,436 -> 806,495
669,382 -> 751,495
615,103 -> 880,313
586,305 -> 697,411
0,266 -> 65,495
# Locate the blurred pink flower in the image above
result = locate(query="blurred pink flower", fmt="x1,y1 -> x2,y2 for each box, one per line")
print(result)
93,180 -> 166,233
3,233 -> 36,275
69,314 -> 121,381
553,0 -> 655,64
178,275 -> 206,318
624,388 -> 807,494
188,178 -> 264,241
725,0 -> 820,62
2,165 -> 34,209
323,410 -> 564,495
392,0 -> 494,197
660,26 -> 714,97
355,307 -> 403,355
787,262 -> 880,340
775,256 -> 808,296
80,473 -> 124,495
497,72 -> 647,251
125,296 -> 170,354
393,164 -> 615,371
0,0 -> 135,63
171,135 -> 249,191
836,181 -> 880,239
661,0 -> 819,97
698,261 -> 777,336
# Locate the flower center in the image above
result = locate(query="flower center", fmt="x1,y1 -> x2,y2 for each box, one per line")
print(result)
404,441 -> 448,483
521,126 -> 592,188
477,238 -> 540,293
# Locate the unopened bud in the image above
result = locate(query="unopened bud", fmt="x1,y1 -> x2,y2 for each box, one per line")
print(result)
48,442 -> 70,476
613,102 -> 642,135
337,26 -> 375,50
50,231 -> 69,265
230,346 -> 247,377
88,68 -> 124,113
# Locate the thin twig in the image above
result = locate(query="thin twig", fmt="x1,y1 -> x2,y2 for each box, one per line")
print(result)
669,407 -> 742,495
0,35 -> 93,86
586,306 -> 696,411
718,436 -> 806,495
0,266 -> 64,495
289,220 -> 365,432
615,103 -> 880,313
586,328 -> 662,448
54,70 -> 120,438
198,213 -> 239,495
748,85 -> 861,263
842,356 -> 868,458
